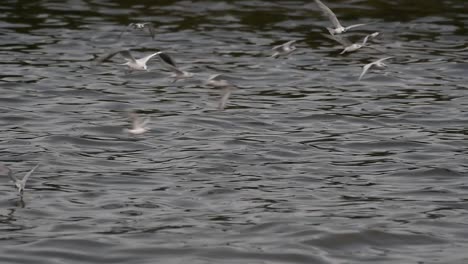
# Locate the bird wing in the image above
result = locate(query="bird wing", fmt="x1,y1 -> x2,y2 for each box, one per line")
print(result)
21,163 -> 39,186
362,32 -> 379,45
359,63 -> 373,81
130,113 -> 141,128
345,23 -> 368,30
283,40 -> 297,49
139,117 -> 150,128
95,50 -> 134,64
272,40 -> 296,51
362,35 -> 372,45
218,87 -> 234,110
208,74 -> 221,81
143,23 -> 156,39
156,52 -> 185,73
157,52 -> 177,68
376,56 -> 393,63
315,0 -> 342,28
136,52 -> 160,65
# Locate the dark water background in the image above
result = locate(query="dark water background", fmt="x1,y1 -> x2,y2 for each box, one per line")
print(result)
1,0 -> 467,263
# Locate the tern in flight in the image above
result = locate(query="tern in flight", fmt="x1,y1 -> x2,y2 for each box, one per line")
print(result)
315,0 -> 368,35
119,22 -> 155,39
2,163 -> 40,195
95,50 -> 161,71
206,74 -> 237,110
324,32 -> 379,54
271,40 -> 297,58
125,113 -> 150,135
359,57 -> 393,80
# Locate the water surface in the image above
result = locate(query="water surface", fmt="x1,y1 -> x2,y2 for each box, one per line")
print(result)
0,0 -> 467,263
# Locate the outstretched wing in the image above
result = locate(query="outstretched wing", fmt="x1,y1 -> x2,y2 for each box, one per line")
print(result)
272,40 -> 296,51
315,0 -> 342,28
136,52 -> 161,66
143,23 -> 156,39
362,32 -> 380,45
21,163 -> 39,186
157,52 -> 177,68
95,50 -> 135,64
156,52 -> 186,74
359,63 -> 373,81
345,23 -> 368,30
139,117 -> 150,128
376,56 -> 393,64
218,87 -> 234,110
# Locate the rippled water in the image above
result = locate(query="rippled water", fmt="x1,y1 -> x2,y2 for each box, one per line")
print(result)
1,0 -> 467,263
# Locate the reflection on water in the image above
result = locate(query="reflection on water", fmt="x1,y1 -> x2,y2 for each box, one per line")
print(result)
0,0 -> 467,263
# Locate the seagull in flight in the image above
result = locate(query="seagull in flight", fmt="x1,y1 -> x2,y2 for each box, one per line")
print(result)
156,52 -> 193,81
324,32 -> 379,54
206,74 -> 237,110
125,113 -> 150,135
359,57 -> 393,80
2,163 -> 40,195
119,22 -> 155,39
95,50 -> 161,71
271,40 -> 297,58
314,0 -> 368,35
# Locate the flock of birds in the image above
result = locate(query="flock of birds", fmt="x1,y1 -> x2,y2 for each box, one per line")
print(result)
3,0 -> 393,197
90,0 -> 393,136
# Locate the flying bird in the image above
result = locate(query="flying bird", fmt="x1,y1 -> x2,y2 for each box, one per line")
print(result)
119,22 -> 155,39
3,163 -> 40,195
94,50 -> 161,71
314,0 -> 368,35
359,57 -> 393,80
271,40 -> 297,58
323,32 -> 379,54
125,113 -> 150,135
206,74 -> 237,110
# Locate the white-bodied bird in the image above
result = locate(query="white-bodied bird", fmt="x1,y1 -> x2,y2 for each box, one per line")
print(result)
3,163 -> 40,195
206,74 -> 237,110
125,113 -> 150,135
95,50 -> 161,71
271,40 -> 297,58
359,57 -> 393,80
314,0 -> 368,35
324,32 -> 379,54
119,22 -> 155,39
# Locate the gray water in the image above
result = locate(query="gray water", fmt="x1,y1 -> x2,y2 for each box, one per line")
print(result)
1,0 -> 467,263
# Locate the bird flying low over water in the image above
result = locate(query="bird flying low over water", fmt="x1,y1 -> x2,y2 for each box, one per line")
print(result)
95,50 -> 161,71
1,163 -> 40,195
323,32 -> 379,54
314,0 -> 368,35
125,113 -> 150,135
95,50 -> 193,79
119,22 -> 155,39
271,40 -> 297,58
206,74 -> 237,110
359,57 -> 393,80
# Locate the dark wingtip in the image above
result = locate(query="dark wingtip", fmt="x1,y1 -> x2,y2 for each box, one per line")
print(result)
158,52 -> 177,67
